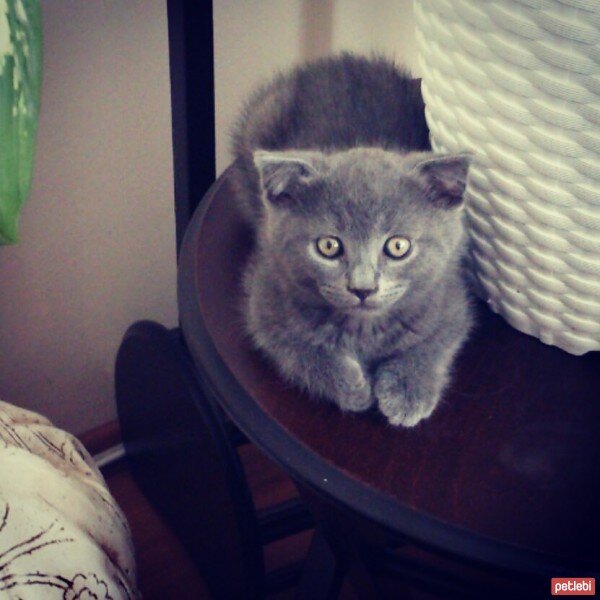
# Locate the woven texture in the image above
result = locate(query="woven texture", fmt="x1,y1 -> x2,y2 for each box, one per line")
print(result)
415,0 -> 600,355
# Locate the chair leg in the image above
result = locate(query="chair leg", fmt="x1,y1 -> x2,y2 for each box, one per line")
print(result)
295,528 -> 345,600
297,485 -> 384,600
115,321 -> 265,599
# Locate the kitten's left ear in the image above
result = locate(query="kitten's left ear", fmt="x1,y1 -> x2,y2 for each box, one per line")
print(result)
410,153 -> 472,209
253,150 -> 320,206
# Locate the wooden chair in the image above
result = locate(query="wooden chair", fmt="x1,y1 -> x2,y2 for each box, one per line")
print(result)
115,322 -> 314,598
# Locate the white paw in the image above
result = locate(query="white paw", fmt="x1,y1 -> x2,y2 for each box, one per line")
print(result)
337,356 -> 373,412
341,356 -> 367,388
374,372 -> 439,427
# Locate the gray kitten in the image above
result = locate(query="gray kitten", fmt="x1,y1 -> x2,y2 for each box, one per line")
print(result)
232,54 -> 473,427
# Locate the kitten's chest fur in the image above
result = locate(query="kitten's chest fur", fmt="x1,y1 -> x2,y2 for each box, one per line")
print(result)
333,313 -> 418,362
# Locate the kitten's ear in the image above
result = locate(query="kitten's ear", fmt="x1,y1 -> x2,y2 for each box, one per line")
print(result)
253,150 -> 319,206
410,153 -> 472,209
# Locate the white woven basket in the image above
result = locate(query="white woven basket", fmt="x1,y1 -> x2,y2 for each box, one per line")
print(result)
415,0 -> 600,355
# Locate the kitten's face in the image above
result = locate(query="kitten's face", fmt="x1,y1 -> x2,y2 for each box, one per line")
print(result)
306,228 -> 415,315
254,148 -> 470,316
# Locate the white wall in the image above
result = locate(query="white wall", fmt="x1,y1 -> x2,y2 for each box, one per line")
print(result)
0,0 -> 417,436
0,0 -> 177,434
214,0 -> 419,174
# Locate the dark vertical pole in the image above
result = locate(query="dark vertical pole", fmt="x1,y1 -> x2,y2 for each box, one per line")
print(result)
167,0 -> 216,257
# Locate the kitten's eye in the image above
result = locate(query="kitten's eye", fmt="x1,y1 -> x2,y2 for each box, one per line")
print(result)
384,236 -> 411,259
316,236 -> 343,259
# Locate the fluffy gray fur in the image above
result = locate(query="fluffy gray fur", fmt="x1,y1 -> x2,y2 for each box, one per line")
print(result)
232,54 -> 473,427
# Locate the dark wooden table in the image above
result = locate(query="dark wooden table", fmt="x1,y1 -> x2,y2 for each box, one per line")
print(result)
178,169 -> 600,598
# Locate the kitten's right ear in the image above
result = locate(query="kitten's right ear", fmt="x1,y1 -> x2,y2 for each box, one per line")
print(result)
410,153 -> 472,209
253,150 -> 319,206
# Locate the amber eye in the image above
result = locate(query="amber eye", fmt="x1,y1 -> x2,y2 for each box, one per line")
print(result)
384,236 -> 411,259
316,236 -> 343,259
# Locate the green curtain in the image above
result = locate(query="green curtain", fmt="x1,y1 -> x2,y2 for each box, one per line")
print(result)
0,0 -> 41,245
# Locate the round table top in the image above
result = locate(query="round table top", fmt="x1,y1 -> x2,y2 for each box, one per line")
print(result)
178,169 -> 600,576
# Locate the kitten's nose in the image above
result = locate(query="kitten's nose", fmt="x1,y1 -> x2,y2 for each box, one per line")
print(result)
348,287 -> 378,301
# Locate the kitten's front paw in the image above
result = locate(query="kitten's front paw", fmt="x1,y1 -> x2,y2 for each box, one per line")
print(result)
374,369 -> 439,427
334,356 -> 373,412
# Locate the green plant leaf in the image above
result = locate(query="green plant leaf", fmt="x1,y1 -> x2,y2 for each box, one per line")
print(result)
0,0 -> 42,245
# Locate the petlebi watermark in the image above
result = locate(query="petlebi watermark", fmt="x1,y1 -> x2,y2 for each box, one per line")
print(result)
551,578 -> 595,596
